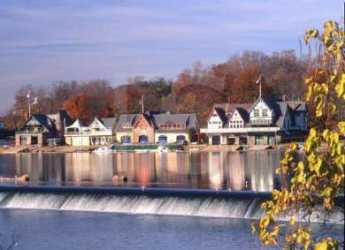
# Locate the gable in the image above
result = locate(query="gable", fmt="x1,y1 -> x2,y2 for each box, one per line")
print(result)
26,116 -> 43,126
89,118 -> 106,130
133,114 -> 153,129
25,115 -> 51,130
249,99 -> 273,118
67,119 -> 83,129
229,109 -> 245,122
208,110 -> 222,122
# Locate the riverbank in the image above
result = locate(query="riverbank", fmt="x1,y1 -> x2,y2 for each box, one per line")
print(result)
0,145 -> 96,154
0,143 -> 294,154
0,144 -> 292,154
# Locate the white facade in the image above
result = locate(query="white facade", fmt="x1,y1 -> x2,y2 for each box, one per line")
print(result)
228,109 -> 245,128
65,118 -> 114,146
207,110 -> 223,129
249,99 -> 273,126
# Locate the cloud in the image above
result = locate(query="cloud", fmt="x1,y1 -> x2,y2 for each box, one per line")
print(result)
0,0 -> 342,114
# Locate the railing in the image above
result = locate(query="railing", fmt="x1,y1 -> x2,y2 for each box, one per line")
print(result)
65,130 -> 113,136
250,118 -> 272,126
200,126 -> 280,134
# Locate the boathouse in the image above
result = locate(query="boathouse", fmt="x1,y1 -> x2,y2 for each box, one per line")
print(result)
115,112 -> 198,144
15,110 -> 72,146
64,117 -> 116,146
200,97 -> 308,145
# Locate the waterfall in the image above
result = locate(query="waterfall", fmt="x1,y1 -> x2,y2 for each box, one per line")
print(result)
0,191 -> 343,223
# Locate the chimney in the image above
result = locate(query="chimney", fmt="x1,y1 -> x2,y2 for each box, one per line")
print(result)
282,95 -> 287,102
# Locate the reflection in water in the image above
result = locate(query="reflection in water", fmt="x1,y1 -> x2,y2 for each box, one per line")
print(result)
227,153 -> 245,191
208,152 -> 224,190
134,153 -> 155,186
0,150 -> 282,192
247,151 -> 277,192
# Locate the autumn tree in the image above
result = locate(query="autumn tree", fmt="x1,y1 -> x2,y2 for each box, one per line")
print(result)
175,84 -> 226,125
252,20 -> 344,250
63,94 -> 92,123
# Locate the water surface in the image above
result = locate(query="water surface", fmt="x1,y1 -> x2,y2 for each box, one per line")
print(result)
0,151 -> 281,191
0,209 -> 343,250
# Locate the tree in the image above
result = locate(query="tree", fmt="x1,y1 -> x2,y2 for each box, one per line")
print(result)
175,84 -> 226,126
252,21 -> 344,249
63,94 -> 92,123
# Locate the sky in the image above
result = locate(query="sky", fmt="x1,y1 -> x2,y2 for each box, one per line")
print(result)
0,0 -> 342,114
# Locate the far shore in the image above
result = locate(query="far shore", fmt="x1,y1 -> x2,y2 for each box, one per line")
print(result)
0,143 -> 293,154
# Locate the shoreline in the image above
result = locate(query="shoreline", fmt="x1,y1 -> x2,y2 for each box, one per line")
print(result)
0,143 -> 291,154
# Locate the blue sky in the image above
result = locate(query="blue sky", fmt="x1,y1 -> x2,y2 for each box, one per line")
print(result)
0,0 -> 342,114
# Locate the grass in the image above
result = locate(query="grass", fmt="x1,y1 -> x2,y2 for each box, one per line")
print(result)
110,144 -> 183,151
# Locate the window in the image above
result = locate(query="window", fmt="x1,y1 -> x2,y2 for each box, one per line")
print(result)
262,109 -> 268,117
158,135 -> 168,144
176,135 -> 186,144
254,109 -> 259,117
121,136 -> 131,144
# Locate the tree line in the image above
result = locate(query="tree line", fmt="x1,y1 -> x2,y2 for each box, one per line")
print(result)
1,50 -> 310,129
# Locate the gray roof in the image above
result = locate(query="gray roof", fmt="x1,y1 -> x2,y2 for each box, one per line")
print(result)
235,107 -> 250,123
274,102 -> 289,128
286,101 -> 307,112
101,117 -> 117,129
214,107 -> 228,124
115,114 -> 139,132
153,113 -> 197,130
22,114 -> 56,133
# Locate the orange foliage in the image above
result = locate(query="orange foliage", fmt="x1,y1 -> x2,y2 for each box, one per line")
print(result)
63,94 -> 92,123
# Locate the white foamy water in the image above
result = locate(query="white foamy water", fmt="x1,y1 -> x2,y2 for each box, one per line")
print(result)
0,192 -> 343,224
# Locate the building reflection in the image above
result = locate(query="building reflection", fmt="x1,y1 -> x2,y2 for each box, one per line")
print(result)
189,152 -> 202,188
0,150 -> 281,191
65,153 -> 92,185
15,153 -> 43,183
134,153 -> 155,187
207,152 -> 224,190
90,153 -> 114,184
115,152 -> 135,184
246,151 -> 275,192
227,152 -> 245,191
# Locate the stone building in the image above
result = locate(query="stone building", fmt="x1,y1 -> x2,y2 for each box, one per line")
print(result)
115,112 -> 198,144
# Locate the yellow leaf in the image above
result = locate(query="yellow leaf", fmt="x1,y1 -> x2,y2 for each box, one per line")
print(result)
304,29 -> 319,43
259,216 -> 270,228
338,121 -> 345,135
289,216 -> 296,225
335,74 -> 345,99
320,83 -> 328,94
251,223 -> 256,234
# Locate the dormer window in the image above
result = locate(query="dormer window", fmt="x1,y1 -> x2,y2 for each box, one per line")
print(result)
254,109 -> 259,117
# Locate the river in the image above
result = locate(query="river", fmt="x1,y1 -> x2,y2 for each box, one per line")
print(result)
0,150 -> 281,191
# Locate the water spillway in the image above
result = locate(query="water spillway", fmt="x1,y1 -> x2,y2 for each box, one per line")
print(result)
0,186 -> 267,219
0,186 -> 343,223
0,191 -> 264,219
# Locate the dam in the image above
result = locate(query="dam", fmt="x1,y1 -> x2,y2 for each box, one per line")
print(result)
0,151 -> 343,250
